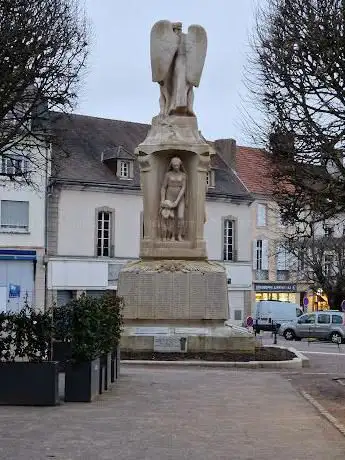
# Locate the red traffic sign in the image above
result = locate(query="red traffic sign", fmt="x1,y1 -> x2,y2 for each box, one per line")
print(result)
246,316 -> 254,327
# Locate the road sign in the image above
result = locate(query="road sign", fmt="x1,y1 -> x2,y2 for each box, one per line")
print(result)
246,316 -> 254,327
341,300 -> 345,312
303,296 -> 309,312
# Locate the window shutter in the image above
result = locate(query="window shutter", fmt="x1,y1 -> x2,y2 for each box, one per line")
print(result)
276,245 -> 286,270
257,204 -> 266,226
129,161 -> 134,178
262,240 -> 269,270
252,239 -> 257,269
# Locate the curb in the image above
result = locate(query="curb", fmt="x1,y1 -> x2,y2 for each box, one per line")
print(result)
301,391 -> 345,438
121,345 -> 309,369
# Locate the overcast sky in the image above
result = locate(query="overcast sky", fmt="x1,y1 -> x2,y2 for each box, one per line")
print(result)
77,0 -> 259,145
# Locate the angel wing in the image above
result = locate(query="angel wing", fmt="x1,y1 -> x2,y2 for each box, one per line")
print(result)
150,20 -> 179,82
186,25 -> 207,87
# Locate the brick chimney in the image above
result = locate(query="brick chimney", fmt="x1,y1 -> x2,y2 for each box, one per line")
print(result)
214,138 -> 237,170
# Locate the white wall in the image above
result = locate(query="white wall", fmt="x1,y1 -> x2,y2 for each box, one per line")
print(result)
205,200 -> 251,261
48,259 -> 108,289
0,175 -> 46,248
58,189 -> 143,258
222,263 -> 252,288
58,189 -> 252,261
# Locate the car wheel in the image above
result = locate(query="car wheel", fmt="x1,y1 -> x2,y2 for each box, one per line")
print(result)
283,329 -> 296,341
330,331 -> 343,344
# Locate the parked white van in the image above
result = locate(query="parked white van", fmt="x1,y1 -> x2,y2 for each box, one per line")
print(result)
253,300 -> 303,334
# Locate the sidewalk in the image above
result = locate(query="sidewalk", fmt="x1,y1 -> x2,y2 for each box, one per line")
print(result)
0,366 -> 345,459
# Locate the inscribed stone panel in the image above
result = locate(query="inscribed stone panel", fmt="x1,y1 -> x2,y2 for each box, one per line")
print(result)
118,273 -> 139,319
205,273 -> 227,319
189,272 -> 207,319
171,272 -> 189,319
138,273 -> 155,319
154,273 -> 173,319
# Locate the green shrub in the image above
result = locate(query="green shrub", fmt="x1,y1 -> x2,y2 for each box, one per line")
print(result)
0,306 -> 53,362
54,292 -> 124,363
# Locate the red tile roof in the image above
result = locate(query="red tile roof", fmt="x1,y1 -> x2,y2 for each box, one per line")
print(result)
235,145 -> 274,195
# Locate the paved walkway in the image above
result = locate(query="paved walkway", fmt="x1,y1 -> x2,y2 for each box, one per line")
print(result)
0,366 -> 345,459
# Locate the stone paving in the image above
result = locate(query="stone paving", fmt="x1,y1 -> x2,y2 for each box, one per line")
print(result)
0,366 -> 345,459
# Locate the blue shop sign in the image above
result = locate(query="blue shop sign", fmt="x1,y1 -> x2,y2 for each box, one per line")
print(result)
9,284 -> 21,298
0,249 -> 36,261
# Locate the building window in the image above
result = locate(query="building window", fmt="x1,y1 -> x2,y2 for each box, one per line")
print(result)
253,239 -> 268,279
324,226 -> 334,238
223,219 -> 234,261
256,240 -> 263,270
256,203 -> 267,227
119,160 -> 130,179
1,155 -> 28,176
206,170 -> 215,188
0,200 -> 29,230
276,244 -> 290,279
324,253 -> 334,276
97,210 -> 111,257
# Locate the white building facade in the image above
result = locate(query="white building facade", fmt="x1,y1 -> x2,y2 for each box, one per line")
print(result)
0,149 -> 48,311
47,114 -> 253,324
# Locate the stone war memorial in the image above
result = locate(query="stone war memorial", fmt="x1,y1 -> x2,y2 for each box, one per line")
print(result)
118,20 -> 254,354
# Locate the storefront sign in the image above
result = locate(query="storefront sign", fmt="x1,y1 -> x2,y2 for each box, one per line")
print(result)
9,284 -> 20,298
254,283 -> 297,293
0,250 -> 36,261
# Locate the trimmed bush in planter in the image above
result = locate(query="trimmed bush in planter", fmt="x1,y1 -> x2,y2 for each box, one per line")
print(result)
0,306 -> 59,406
56,292 -> 123,402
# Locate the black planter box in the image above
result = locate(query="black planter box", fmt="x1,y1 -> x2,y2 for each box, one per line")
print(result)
104,352 -> 112,390
116,346 -> 120,379
0,361 -> 59,406
65,358 -> 100,402
52,341 -> 72,372
111,346 -> 120,383
99,353 -> 112,393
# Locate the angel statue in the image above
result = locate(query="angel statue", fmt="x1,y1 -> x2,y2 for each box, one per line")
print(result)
150,20 -> 207,117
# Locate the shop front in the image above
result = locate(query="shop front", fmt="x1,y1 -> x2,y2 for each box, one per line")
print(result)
0,249 -> 37,312
254,282 -> 300,304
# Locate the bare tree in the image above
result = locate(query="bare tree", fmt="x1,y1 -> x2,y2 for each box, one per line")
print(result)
0,0 -> 88,184
249,0 -> 345,226
281,220 -> 345,310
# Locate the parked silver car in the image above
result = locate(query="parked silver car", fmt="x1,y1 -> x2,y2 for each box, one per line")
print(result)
279,311 -> 345,343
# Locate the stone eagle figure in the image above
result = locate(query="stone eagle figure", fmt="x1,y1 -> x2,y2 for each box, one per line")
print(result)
150,20 -> 207,117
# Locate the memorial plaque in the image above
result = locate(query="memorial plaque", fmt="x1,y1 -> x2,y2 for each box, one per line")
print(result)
189,272 -> 206,319
206,273 -> 227,319
134,327 -> 170,336
138,273 -> 155,318
154,335 -> 187,352
172,272 -> 189,319
154,273 -> 173,319
174,327 -> 209,336
118,273 -> 139,318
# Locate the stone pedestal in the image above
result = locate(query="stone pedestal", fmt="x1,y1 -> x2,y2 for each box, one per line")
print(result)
136,115 -> 214,260
118,259 -> 228,325
117,114 -> 252,353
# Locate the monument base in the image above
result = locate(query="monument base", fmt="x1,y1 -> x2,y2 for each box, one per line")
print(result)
118,259 -> 228,322
118,259 -> 254,354
120,326 -> 255,355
